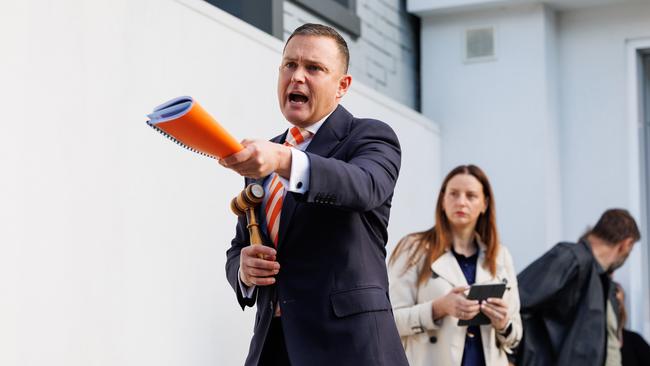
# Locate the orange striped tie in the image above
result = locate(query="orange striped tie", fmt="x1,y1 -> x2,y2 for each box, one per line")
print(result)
265,127 -> 313,247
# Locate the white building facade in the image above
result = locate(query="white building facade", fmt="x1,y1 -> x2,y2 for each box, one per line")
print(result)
1,0 -> 649,365
0,0 -> 437,365
409,0 -> 650,339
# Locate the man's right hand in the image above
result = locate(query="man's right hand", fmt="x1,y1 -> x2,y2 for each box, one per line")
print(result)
218,139 -> 292,180
239,245 -> 280,287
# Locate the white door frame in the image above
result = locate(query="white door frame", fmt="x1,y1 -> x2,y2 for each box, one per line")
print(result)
626,37 -> 650,339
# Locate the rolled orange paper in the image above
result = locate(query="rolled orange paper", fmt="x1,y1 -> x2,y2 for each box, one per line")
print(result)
147,96 -> 243,159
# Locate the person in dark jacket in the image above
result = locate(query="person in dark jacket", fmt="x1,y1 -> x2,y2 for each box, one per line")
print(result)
515,208 -> 640,366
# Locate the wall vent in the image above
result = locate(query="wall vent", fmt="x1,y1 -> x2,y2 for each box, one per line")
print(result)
465,27 -> 495,62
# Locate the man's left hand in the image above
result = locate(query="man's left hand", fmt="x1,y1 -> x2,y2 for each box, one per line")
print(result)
219,139 -> 292,179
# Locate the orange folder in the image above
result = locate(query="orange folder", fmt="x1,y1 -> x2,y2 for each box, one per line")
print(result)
146,96 -> 243,159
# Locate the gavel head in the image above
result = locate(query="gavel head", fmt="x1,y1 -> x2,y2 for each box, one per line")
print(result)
230,183 -> 265,216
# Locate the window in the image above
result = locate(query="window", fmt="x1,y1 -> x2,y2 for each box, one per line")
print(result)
204,0 -> 283,39
289,0 -> 361,38
642,52 -> 650,300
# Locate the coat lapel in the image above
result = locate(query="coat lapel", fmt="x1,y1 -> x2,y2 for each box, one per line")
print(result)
276,105 -> 351,248
303,105 -> 349,157
430,235 -> 493,287
431,250 -> 468,287
475,239 -> 492,284
274,128 -> 295,249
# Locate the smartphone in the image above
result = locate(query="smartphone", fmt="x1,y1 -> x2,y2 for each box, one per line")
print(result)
457,283 -> 507,326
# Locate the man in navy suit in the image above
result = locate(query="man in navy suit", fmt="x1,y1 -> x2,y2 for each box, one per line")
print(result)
219,23 -> 408,366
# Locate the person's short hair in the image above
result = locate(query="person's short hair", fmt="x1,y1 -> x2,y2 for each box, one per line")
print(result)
589,208 -> 641,245
285,23 -> 350,73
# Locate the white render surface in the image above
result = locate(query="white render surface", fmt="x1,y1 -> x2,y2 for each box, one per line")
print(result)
417,0 -> 650,338
0,0 -> 439,365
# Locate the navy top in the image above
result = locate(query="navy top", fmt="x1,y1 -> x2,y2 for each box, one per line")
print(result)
452,247 -> 487,366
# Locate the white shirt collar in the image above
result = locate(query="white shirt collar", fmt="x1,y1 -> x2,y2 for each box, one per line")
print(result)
289,107 -> 336,136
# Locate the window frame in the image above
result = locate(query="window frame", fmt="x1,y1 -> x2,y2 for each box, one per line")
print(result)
289,0 -> 361,38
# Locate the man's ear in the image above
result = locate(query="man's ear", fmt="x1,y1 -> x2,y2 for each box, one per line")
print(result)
336,74 -> 352,98
621,238 -> 634,253
618,237 -> 635,253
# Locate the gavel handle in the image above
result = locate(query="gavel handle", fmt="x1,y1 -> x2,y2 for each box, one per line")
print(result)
245,208 -> 265,259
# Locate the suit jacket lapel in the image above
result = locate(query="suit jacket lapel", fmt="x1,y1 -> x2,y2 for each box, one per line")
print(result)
304,105 -> 349,157
270,129 -> 294,249
276,105 -> 351,248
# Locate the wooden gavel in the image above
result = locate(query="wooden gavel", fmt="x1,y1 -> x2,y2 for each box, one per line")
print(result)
231,184 -> 265,255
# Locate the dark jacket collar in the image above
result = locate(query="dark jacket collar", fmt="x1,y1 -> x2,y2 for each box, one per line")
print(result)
580,238 -> 606,274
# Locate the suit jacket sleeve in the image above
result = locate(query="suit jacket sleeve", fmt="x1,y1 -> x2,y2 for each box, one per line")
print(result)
304,120 -> 401,212
517,243 -> 580,313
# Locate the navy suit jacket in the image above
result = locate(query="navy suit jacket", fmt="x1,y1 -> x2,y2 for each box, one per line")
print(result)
225,105 -> 408,366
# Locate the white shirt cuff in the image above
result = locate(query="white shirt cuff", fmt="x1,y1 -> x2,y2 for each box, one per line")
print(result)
279,148 -> 310,194
238,268 -> 256,298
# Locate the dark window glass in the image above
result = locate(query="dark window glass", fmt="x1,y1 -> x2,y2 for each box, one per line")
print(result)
289,0 -> 361,38
204,0 -> 283,39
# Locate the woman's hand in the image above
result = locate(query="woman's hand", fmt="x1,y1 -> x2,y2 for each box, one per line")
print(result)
432,286 -> 480,321
480,297 -> 510,331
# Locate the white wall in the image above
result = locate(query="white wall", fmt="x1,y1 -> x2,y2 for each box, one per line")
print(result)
419,4 -> 563,271
558,0 -> 650,338
417,0 -> 650,337
0,1 -> 440,365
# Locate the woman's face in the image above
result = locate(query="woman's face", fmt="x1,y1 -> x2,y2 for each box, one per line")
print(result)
442,173 -> 487,231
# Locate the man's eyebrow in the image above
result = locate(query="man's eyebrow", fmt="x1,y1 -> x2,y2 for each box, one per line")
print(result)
282,57 -> 329,68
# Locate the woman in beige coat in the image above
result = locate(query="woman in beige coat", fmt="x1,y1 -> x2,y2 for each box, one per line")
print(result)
388,165 -> 521,366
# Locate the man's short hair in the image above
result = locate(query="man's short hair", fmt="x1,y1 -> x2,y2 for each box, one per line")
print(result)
590,208 -> 641,244
285,23 -> 350,73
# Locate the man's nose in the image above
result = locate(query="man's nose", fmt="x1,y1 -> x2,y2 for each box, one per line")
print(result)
291,67 -> 306,83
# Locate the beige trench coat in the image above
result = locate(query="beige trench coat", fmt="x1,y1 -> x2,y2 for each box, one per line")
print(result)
388,235 -> 522,366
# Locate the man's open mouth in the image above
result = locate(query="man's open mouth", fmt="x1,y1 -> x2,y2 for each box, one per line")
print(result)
289,93 -> 309,104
